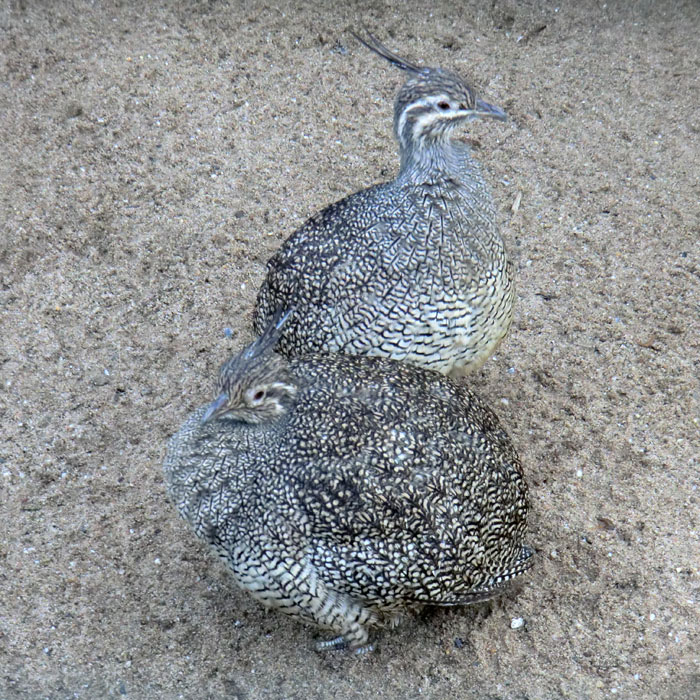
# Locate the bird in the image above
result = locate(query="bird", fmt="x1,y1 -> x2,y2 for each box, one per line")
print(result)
163,312 -> 533,651
254,31 -> 514,377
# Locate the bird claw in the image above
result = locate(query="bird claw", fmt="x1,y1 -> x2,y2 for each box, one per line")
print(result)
316,635 -> 347,651
353,643 -> 375,655
315,636 -> 375,655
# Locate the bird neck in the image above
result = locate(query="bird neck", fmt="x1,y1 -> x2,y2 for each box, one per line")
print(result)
396,135 -> 479,187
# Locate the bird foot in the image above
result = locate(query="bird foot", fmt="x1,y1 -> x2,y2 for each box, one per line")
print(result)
316,636 -> 375,655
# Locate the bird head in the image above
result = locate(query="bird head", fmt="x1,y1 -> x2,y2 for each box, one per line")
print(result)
201,310 -> 298,426
352,30 -> 506,153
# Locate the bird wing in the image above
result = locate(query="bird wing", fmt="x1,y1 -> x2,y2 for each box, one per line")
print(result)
253,183 -> 418,344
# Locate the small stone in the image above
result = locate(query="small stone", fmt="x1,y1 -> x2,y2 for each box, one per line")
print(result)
510,617 -> 525,629
91,371 -> 111,386
64,101 -> 84,119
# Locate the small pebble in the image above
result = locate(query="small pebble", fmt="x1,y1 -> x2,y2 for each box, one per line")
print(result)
510,617 -> 524,629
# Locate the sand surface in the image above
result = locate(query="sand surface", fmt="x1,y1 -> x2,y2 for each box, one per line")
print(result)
1,1 -> 699,698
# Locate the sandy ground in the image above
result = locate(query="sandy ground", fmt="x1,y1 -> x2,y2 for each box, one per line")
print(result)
1,1 -> 699,698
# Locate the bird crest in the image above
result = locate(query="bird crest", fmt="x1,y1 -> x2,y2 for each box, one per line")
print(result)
350,29 -> 428,76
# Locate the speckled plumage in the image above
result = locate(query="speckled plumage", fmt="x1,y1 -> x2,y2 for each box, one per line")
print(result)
164,317 -> 533,650
254,32 -> 514,376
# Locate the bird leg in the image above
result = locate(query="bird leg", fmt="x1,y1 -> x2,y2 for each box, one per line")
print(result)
237,553 -> 378,651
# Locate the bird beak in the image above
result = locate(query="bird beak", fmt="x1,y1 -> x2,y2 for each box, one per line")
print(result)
473,98 -> 507,121
201,392 -> 228,425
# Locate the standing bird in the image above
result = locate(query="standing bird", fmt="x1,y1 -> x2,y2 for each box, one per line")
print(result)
254,32 -> 513,377
164,314 -> 533,651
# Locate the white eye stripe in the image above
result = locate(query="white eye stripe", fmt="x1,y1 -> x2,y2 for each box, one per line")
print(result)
397,98 -> 440,148
410,110 -> 462,141
397,95 -> 464,148
269,381 -> 298,396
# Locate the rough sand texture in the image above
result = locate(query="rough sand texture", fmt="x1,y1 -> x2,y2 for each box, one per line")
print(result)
1,1 -> 699,698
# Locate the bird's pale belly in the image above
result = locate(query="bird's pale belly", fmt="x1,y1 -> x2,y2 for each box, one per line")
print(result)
331,281 -> 514,376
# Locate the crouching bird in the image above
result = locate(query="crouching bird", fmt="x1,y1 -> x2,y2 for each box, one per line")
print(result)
164,313 -> 533,651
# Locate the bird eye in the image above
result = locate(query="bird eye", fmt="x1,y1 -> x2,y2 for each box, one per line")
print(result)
252,389 -> 266,402
437,101 -> 451,110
